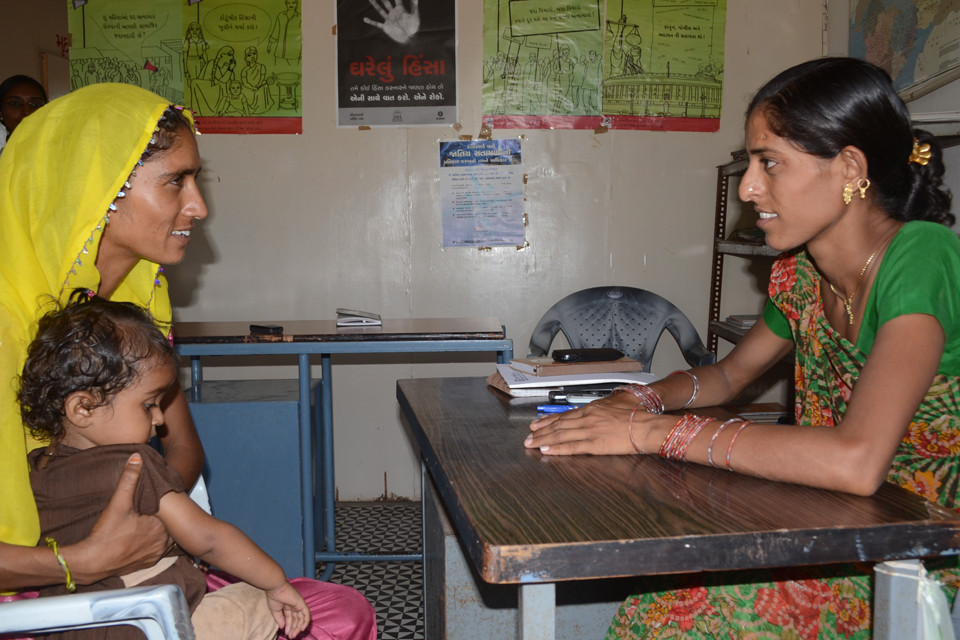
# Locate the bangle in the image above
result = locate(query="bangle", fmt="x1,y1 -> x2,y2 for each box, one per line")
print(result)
611,384 -> 664,415
725,420 -> 754,471
668,370 -> 699,409
707,419 -> 742,468
45,537 -> 76,593
659,413 -> 713,461
628,403 -> 644,453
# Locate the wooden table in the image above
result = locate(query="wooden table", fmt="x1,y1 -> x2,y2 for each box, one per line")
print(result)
174,319 -> 512,578
397,376 -> 960,638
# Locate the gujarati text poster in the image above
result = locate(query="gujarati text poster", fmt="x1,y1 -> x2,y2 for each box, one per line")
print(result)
482,0 -> 726,131
337,0 -> 457,127
68,0 -> 303,134
483,0 -> 604,129
440,140 -> 525,247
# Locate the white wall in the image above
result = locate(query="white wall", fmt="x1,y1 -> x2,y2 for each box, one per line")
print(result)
3,0 -> 825,500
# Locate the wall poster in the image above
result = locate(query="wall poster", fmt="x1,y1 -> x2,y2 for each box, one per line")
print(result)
439,140 -> 525,247
482,0 -> 726,132
336,0 -> 457,127
68,0 -> 303,134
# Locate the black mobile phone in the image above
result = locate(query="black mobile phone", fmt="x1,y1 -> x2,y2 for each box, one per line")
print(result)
250,324 -> 283,335
552,348 -> 624,363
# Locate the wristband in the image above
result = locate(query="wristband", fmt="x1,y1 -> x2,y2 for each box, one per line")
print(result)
46,536 -> 76,593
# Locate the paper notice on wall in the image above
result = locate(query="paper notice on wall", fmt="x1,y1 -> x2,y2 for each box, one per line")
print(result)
439,140 -> 525,247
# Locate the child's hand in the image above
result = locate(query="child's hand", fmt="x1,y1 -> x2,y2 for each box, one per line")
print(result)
265,582 -> 311,637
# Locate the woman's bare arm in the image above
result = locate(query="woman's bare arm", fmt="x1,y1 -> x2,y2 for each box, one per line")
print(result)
157,379 -> 204,487
526,315 -> 942,496
525,319 -> 793,456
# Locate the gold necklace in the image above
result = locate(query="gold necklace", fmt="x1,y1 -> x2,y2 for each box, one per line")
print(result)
828,248 -> 880,325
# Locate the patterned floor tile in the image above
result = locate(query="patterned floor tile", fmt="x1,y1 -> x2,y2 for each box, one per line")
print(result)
318,502 -> 424,640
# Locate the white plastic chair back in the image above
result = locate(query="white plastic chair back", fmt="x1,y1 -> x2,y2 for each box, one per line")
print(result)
0,584 -> 195,640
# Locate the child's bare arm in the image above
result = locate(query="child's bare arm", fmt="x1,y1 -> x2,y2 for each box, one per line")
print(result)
157,491 -> 311,635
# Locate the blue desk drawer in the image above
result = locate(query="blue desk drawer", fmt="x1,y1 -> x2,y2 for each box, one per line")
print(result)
187,379 -> 321,578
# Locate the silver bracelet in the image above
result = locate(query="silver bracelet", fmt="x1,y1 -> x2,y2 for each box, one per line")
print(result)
669,370 -> 699,409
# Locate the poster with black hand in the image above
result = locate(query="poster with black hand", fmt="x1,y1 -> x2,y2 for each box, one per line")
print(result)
336,0 -> 457,127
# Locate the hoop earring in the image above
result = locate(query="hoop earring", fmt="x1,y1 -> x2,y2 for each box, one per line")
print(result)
857,178 -> 870,199
843,183 -> 854,206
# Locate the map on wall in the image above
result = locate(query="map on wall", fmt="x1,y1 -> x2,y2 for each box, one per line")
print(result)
67,0 -> 302,134
850,0 -> 960,97
482,0 -> 726,132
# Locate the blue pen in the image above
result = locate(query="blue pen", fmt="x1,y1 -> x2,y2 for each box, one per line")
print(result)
537,404 -> 576,413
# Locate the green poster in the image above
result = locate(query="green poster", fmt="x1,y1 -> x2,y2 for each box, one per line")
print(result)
482,0 -> 605,120
604,0 -> 725,123
68,0 -> 183,102
482,0 -> 726,131
68,0 -> 303,134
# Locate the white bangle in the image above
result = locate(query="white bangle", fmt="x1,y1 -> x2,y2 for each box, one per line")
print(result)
669,370 -> 699,409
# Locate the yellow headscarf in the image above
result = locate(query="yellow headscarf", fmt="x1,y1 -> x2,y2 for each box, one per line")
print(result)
0,83 -> 193,546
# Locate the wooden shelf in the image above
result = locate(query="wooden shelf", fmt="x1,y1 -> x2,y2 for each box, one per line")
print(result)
710,320 -> 794,364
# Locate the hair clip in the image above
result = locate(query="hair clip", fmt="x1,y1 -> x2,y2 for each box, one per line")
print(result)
909,138 -> 932,166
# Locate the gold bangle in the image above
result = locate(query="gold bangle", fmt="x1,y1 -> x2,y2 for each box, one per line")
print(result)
45,537 -> 77,593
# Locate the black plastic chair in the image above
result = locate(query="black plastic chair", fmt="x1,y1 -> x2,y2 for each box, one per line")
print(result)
528,286 -> 716,372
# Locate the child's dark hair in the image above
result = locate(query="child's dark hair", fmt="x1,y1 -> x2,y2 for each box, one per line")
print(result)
18,289 -> 177,442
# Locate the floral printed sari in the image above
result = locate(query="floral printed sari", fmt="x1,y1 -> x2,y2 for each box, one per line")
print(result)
606,250 -> 960,640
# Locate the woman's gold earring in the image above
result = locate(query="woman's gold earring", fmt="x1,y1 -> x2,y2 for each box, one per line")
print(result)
843,183 -> 854,205
857,178 -> 870,199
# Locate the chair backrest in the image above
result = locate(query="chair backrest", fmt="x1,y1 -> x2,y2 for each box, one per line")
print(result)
527,286 -> 715,372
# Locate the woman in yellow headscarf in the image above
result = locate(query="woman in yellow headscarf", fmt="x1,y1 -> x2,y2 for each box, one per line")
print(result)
0,82 -> 205,588
0,83 -> 378,640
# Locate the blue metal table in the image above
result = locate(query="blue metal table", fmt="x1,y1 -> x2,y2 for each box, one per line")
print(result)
174,318 -> 513,579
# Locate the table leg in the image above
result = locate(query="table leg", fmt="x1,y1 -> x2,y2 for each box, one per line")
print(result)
874,559 -> 920,640
519,583 -> 555,640
318,354 -> 336,581
298,354 -> 314,579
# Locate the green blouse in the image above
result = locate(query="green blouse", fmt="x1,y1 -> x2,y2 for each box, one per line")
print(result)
763,220 -> 960,375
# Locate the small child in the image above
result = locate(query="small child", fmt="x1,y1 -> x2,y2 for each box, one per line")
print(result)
18,291 -> 310,639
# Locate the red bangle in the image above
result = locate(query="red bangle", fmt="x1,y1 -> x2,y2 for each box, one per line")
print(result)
628,403 -> 644,453
612,384 -> 664,415
659,413 -> 712,461
725,420 -> 754,471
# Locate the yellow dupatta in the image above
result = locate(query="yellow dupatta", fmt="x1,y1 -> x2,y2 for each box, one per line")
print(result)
0,83 -> 192,546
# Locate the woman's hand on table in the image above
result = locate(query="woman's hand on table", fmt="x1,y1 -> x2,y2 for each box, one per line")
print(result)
524,393 -> 655,455
66,453 -> 172,584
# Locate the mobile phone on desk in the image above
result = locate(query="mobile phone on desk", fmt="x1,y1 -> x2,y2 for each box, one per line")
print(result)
250,324 -> 283,335
566,393 -> 605,404
552,348 -> 623,362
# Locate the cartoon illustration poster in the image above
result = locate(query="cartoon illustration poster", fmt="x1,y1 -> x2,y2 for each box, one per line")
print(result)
439,140 -> 525,247
482,0 -> 725,132
337,0 -> 457,127
68,0 -> 303,134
